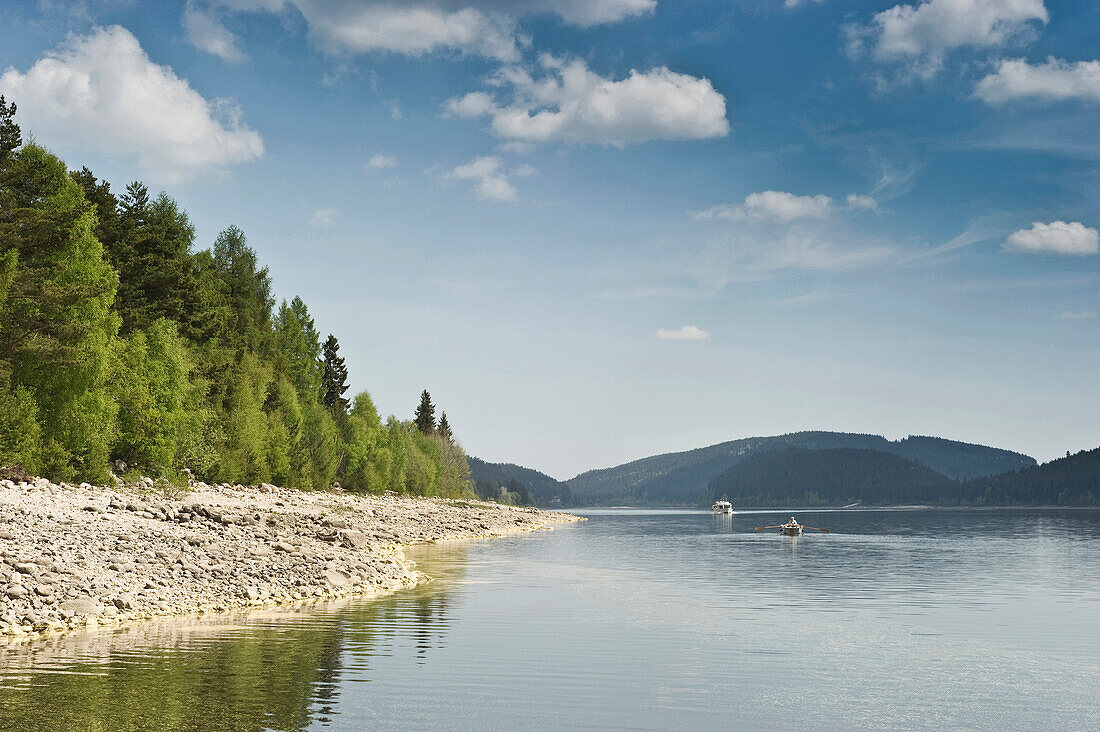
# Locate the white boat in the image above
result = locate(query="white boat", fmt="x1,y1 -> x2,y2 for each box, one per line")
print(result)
754,517 -> 830,535
712,495 -> 733,514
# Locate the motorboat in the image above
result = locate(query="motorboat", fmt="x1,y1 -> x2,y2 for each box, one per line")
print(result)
711,494 -> 733,514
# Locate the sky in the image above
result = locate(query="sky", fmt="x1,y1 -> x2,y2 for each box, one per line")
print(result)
0,0 -> 1098,479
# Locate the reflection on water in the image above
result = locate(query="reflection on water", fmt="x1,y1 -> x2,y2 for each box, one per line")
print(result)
1,509 -> 1099,730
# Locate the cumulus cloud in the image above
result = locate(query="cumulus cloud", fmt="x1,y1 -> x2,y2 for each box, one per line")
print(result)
1003,221 -> 1099,255
656,325 -> 710,341
848,0 -> 1048,78
0,25 -> 263,181
975,57 -> 1100,104
445,56 -> 728,146
693,191 -> 839,222
183,1 -> 246,62
443,156 -> 532,201
311,207 -> 338,226
188,0 -> 654,61
367,153 -> 397,169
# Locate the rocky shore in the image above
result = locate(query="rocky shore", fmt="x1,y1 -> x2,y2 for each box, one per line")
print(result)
0,475 -> 580,640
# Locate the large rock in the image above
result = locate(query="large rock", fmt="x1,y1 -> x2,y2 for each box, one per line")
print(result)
60,597 -> 105,617
338,530 -> 370,549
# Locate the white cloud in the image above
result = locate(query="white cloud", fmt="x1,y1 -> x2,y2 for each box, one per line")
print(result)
693,191 -> 835,222
446,56 -> 728,147
849,0 -> 1048,78
477,0 -> 655,26
1058,310 -> 1097,320
183,1 -> 246,63
785,0 -> 826,7
846,193 -> 879,210
192,0 -> 653,62
311,207 -> 338,227
0,26 -> 263,182
656,325 -> 710,341
975,57 -> 1100,104
367,153 -> 397,169
444,156 -> 532,201
1003,221 -> 1099,255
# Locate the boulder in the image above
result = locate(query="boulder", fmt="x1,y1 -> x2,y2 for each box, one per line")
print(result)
338,530 -> 370,549
60,597 -> 104,617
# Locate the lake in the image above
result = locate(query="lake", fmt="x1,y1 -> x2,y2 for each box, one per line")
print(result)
1,507 -> 1098,730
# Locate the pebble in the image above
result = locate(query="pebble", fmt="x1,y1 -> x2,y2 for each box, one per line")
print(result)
0,473 -> 579,640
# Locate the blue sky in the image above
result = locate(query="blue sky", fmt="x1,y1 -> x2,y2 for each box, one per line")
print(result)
1,0 -> 1098,477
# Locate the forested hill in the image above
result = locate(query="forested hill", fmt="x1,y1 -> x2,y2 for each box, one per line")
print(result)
706,448 -> 957,507
960,447 -> 1100,506
467,457 -> 571,506
566,431 -> 1035,506
0,98 -> 471,496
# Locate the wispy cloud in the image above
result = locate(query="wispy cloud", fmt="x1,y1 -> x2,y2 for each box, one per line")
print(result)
656,325 -> 710,341
311,208 -> 338,227
367,154 -> 397,170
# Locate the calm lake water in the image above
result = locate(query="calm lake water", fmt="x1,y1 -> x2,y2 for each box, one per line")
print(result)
1,507 -> 1098,730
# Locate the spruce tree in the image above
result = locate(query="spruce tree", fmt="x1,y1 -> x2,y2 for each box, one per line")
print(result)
320,334 -> 350,414
437,411 -> 453,443
414,390 -> 435,434
0,96 -> 21,168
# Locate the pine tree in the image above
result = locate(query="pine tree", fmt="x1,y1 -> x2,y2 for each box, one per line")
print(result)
320,334 -> 350,414
414,390 -> 435,434
437,411 -> 453,444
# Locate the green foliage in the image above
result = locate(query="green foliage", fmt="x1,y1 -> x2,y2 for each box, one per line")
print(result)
0,379 -> 42,472
110,319 -> 191,469
219,352 -> 273,484
414,390 -> 435,434
706,448 -> 956,507
274,297 -> 322,397
467,457 -> 568,506
0,95 -> 19,167
0,143 -> 120,482
0,111 -> 473,495
340,392 -> 392,492
567,430 -> 1037,506
320,334 -> 350,414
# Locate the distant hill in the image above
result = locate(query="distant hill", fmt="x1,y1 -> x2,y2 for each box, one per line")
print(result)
565,431 -> 1035,506
706,447 -> 957,507
467,457 -> 571,506
961,446 -> 1100,506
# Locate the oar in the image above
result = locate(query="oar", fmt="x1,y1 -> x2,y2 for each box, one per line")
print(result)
754,525 -> 784,530
801,526 -> 830,533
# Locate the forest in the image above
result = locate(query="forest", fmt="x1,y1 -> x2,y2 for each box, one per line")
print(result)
705,446 -> 1100,507
0,97 -> 473,497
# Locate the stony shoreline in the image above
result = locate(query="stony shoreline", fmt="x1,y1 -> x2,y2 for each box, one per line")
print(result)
0,476 -> 581,640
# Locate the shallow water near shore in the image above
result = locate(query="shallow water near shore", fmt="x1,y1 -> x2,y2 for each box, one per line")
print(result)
1,507 -> 1098,730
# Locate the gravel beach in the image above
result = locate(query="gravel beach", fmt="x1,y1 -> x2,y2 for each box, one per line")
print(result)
0,475 -> 580,639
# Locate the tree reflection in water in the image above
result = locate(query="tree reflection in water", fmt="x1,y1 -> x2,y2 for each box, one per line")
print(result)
0,543 -> 469,732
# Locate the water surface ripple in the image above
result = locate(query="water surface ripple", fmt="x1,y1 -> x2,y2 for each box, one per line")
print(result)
0,507 -> 1097,730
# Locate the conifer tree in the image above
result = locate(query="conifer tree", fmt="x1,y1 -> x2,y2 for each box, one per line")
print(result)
414,390 -> 435,434
0,96 -> 21,168
320,334 -> 350,414
438,411 -> 453,444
